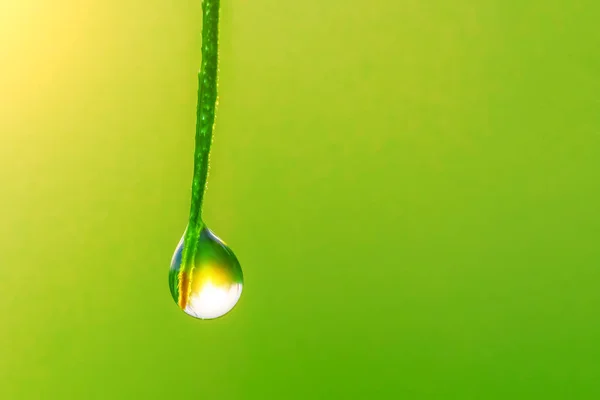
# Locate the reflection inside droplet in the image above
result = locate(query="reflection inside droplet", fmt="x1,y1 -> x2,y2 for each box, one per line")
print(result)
169,226 -> 243,319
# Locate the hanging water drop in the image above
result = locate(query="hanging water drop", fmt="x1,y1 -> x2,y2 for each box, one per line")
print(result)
169,226 -> 243,319
167,0 -> 244,320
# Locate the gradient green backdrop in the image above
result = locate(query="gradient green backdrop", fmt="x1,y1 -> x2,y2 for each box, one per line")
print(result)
1,1 -> 599,398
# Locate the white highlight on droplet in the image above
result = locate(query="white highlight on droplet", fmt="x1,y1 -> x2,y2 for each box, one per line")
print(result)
184,281 -> 243,320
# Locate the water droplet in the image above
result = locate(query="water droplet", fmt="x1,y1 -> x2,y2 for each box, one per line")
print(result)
169,226 -> 243,319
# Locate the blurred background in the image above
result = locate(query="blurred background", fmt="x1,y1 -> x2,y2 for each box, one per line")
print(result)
1,0 -> 599,398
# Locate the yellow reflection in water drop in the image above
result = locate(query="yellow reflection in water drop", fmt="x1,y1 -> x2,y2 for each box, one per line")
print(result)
169,226 -> 244,320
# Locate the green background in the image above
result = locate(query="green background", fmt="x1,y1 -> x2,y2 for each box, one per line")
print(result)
1,0 -> 599,398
